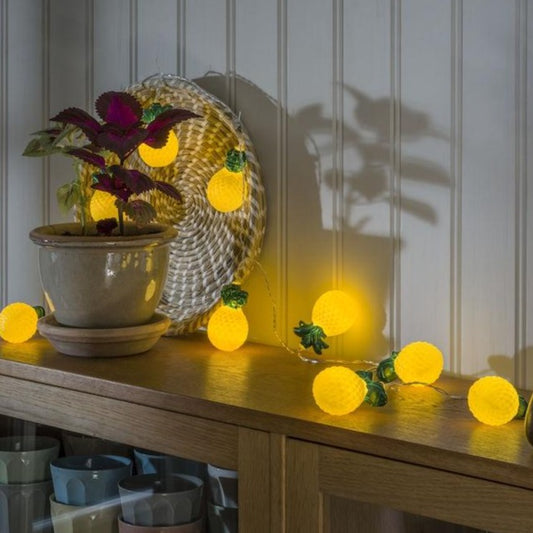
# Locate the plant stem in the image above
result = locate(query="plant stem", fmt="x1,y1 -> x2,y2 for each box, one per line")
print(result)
118,203 -> 125,235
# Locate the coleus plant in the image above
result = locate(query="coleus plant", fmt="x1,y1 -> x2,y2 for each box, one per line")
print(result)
24,91 -> 199,235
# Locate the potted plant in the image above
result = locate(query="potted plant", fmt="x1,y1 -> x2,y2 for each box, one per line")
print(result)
24,91 -> 199,330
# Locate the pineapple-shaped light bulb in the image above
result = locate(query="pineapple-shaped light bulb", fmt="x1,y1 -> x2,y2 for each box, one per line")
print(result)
0,303 -> 44,344
138,130 -> 179,168
294,290 -> 357,355
468,376 -> 527,426
378,341 -> 444,385
207,145 -> 247,212
313,366 -> 368,415
90,190 -> 119,221
138,102 -> 179,168
207,284 -> 249,352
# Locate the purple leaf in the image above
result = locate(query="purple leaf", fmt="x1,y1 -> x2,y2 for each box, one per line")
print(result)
110,166 -> 154,195
96,124 -> 147,161
154,180 -> 182,202
95,91 -> 143,129
120,199 -> 156,225
92,173 -> 131,202
51,108 -> 101,142
65,148 -> 106,169
144,109 -> 200,147
96,218 -> 118,235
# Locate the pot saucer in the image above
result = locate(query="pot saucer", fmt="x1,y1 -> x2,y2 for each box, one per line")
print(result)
37,313 -> 170,358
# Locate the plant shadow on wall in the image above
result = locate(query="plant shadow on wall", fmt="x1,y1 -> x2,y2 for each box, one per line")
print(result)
195,72 -> 449,361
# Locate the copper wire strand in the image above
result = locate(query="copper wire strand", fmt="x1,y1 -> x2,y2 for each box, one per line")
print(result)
252,259 -> 378,368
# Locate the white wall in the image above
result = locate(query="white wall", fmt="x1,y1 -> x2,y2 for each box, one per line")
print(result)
1,0 -> 532,387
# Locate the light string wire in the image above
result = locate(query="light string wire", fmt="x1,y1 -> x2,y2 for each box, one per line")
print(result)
252,259 -> 382,368
251,259 -> 469,401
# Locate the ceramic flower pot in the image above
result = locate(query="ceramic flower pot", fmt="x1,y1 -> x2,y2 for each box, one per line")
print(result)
29,222 -> 177,329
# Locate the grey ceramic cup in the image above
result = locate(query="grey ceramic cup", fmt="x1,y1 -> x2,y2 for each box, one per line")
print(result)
0,435 -> 60,483
133,448 -> 206,480
207,464 -> 238,509
61,430 -> 133,459
207,501 -> 238,533
0,478 -> 53,533
50,492 -> 121,533
117,515 -> 203,533
119,473 -> 204,527
51,454 -> 132,506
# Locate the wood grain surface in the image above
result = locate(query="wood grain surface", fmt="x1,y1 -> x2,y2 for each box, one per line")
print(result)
0,333 -> 532,491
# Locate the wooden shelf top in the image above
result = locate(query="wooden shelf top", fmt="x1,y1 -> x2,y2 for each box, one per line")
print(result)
1,334 -> 533,491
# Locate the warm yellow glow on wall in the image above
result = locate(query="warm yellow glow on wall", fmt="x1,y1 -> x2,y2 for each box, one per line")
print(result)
0,303 -> 40,343
312,290 -> 357,337
138,130 -> 179,168
394,341 -> 444,385
313,366 -> 367,416
90,190 -> 119,221
468,376 -> 520,426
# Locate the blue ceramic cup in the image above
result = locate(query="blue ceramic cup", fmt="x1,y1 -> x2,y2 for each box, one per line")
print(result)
133,448 -> 206,480
51,454 -> 132,506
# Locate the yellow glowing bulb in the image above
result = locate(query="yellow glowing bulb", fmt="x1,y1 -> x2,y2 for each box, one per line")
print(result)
206,168 -> 245,213
394,341 -> 444,384
468,376 -> 519,426
0,303 -> 39,343
207,306 -> 249,352
312,290 -> 357,337
138,130 -> 179,167
313,366 -> 367,416
90,190 -> 119,221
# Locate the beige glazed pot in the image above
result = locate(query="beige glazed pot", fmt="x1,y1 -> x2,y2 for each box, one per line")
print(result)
30,222 -> 177,329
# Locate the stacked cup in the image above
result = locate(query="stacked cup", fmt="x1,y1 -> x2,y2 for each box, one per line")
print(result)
206,464 -> 238,533
116,448 -> 206,532
49,454 -> 132,533
0,435 -> 59,533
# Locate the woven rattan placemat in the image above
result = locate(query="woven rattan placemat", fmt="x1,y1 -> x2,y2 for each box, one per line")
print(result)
126,74 -> 266,335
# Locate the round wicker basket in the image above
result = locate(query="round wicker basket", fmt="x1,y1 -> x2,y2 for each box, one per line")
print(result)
125,74 -> 266,335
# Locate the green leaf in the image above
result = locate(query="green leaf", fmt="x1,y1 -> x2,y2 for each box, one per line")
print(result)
221,284 -> 248,308
121,199 -> 156,226
56,182 -> 80,214
142,102 -> 173,124
293,321 -> 329,355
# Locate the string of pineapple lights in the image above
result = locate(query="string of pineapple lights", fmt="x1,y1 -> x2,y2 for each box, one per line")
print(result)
1,109 -> 528,427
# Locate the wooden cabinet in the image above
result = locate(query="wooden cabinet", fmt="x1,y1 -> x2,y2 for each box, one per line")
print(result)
0,334 -> 532,532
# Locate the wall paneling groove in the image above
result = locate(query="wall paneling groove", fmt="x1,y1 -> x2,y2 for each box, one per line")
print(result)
1,0 -> 533,387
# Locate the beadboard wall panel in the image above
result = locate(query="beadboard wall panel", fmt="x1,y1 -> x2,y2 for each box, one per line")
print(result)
398,0 -> 453,365
3,0 -> 46,305
1,0 -> 533,388
285,0 -> 336,351
461,1 -> 517,379
232,0 -> 281,344
340,0 -> 392,361
526,0 -> 533,389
